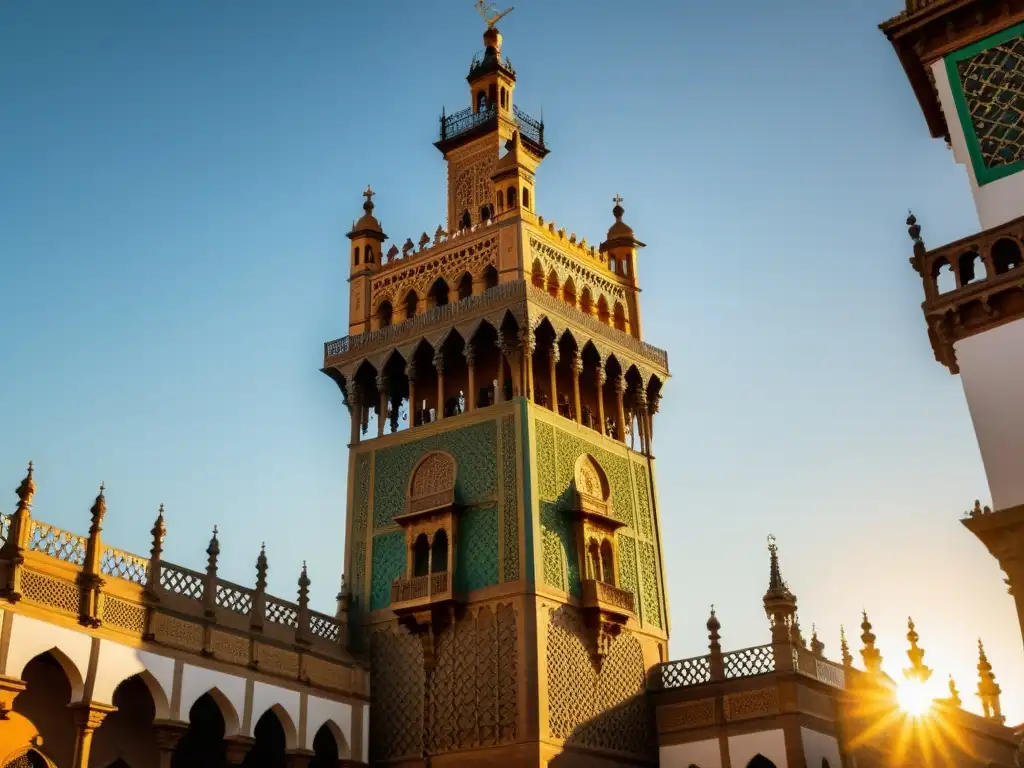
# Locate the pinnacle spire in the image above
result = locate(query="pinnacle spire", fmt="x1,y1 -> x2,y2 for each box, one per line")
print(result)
903,617 -> 932,684
14,461 -> 35,513
762,536 -> 798,643
860,610 -> 883,674
840,625 -> 853,668
947,674 -> 962,708
89,483 -> 107,530
976,639 -> 1004,723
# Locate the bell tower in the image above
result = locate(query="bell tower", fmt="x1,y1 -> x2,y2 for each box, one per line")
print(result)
322,8 -> 670,766
880,0 -> 1024,648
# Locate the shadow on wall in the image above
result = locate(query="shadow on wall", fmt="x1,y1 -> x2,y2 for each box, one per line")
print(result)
546,692 -> 656,766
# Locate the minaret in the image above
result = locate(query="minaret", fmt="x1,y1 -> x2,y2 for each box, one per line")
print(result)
880,3 -> 1024,647
346,186 -> 387,336
322,8 -> 670,765
976,639 -> 1005,724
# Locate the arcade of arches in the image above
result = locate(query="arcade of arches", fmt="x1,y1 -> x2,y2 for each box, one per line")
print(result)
0,651 -> 351,768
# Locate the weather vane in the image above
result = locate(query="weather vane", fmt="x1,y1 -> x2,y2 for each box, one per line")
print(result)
475,0 -> 514,29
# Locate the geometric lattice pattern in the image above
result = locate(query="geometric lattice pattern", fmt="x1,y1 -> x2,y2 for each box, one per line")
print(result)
27,522 -> 86,565
618,535 -> 639,607
552,428 -> 634,527
370,531 -> 406,611
957,32 -> 1024,170
101,596 -> 147,633
215,584 -> 253,616
427,603 -> 518,754
0,514 -> 9,547
656,655 -> 712,689
638,541 -> 662,629
20,570 -> 80,614
265,597 -> 299,628
723,644 -> 776,678
350,453 -> 372,611
372,420 -> 497,529
309,614 -> 343,643
631,460 -> 653,540
500,414 -> 520,582
541,500 -> 577,596
159,564 -> 204,600
100,547 -> 149,585
455,505 -> 498,594
545,606 -> 653,758
370,626 -> 425,761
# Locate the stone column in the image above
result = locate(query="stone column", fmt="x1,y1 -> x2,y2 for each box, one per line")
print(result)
571,353 -> 582,425
596,368 -> 607,437
0,675 -> 26,719
613,374 -> 626,442
376,373 -> 389,438
464,344 -> 476,412
406,362 -> 417,427
635,388 -> 649,455
494,332 -> 505,405
518,326 -> 535,401
548,346 -> 559,412
346,379 -> 361,446
153,721 -> 188,768
70,703 -> 115,768
433,350 -> 445,421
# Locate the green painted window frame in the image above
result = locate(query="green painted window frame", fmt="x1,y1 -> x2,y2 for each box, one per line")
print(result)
945,20 -> 1024,186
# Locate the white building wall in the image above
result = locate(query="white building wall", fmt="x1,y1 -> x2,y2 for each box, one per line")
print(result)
801,727 -> 842,768
250,681 -> 301,748
178,664 -> 247,735
659,737 -> 723,768
4,613 -> 92,701
305,695 -> 353,756
728,729 -> 787,768
931,59 -> 1024,231
955,317 -> 1024,510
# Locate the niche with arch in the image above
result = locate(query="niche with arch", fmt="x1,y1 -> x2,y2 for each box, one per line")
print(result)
570,455 -> 635,662
390,451 -> 463,628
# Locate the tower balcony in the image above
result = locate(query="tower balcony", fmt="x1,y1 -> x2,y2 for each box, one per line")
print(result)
435,104 -> 548,157
581,578 -> 636,622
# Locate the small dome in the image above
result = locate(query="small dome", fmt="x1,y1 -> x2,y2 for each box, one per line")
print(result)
606,197 -> 634,239
349,186 -> 384,237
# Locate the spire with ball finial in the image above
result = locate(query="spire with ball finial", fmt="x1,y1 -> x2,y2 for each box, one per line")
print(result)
860,610 -> 883,675
840,625 -> 854,669
903,617 -> 932,685
976,639 -> 1004,723
763,535 -> 798,645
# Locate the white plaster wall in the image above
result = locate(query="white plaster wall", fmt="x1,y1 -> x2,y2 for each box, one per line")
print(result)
91,640 -> 175,716
250,681 -> 301,748
956,316 -> 1024,510
4,613 -> 93,701
932,59 -> 1024,230
659,737 -> 722,768
179,664 -> 246,735
801,727 -> 842,768
728,729 -> 788,768
305,695 -> 353,756
361,705 -> 369,763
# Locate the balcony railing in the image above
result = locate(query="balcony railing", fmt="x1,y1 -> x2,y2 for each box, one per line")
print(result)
438,103 -> 546,152
582,578 -> 636,617
391,570 -> 452,610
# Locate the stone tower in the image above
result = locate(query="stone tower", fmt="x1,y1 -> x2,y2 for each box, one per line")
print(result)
322,15 -> 671,768
881,1 -> 1024,648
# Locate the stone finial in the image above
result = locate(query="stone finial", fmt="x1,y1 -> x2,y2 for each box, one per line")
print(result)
763,535 -> 798,644
256,543 -> 268,592
840,625 -> 853,668
707,604 -> 721,650
419,232 -> 430,250
434,225 -> 445,245
907,211 -> 927,274
810,624 -> 825,658
386,244 -> 399,262
860,610 -> 883,674
977,639 -> 1005,723
402,238 -> 415,256
206,526 -> 220,572
298,561 -> 311,608
904,617 -> 933,684
907,210 -> 923,246
948,674 -> 962,708
150,504 -> 166,561
89,483 -> 107,533
14,461 -> 35,514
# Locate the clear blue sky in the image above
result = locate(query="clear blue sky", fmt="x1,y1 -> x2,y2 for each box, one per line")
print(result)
2,1 -> 1019,720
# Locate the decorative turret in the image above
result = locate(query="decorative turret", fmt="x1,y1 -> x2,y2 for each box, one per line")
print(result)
947,674 -> 962,708
346,186 -> 388,336
860,610 -> 883,675
976,639 -> 1005,724
902,617 -> 932,685
490,130 -> 540,222
840,625 -> 853,669
763,535 -> 798,645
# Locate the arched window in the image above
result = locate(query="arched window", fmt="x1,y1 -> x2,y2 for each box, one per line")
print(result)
934,259 -> 956,294
958,250 -> 986,285
597,296 -> 610,325
506,186 -> 517,208
365,245 -> 374,264
310,724 -> 343,768
476,91 -> 487,112
496,190 -> 504,211
458,273 -> 473,300
461,209 -> 472,230
404,290 -> 419,320
745,755 -> 778,768
546,269 -> 559,298
562,278 -> 576,307
622,257 -> 630,276
488,83 -> 497,106
613,302 -> 627,332
480,204 -> 493,222
580,288 -> 594,316
377,300 -> 393,328
522,187 -> 531,210
483,265 -> 498,290
431,530 -> 449,573
992,238 -> 1022,274
413,534 -> 430,577
609,256 -> 617,274
531,260 -> 545,289
600,539 -> 615,585
429,278 -> 450,308
587,539 -> 601,580
172,694 -> 227,768
500,87 -> 507,109
354,246 -> 360,266
243,709 -> 288,768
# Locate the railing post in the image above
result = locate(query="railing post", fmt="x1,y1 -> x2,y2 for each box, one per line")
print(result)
203,526 -> 219,618
78,484 -> 106,628
0,462 -> 36,601
251,544 -> 267,633
296,561 -> 311,647
145,504 -> 166,600
708,606 -> 725,681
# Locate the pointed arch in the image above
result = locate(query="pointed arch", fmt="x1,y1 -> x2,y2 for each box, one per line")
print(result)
457,272 -> 473,301
309,719 -> 351,761
403,289 -> 419,320
531,259 -> 545,289
428,277 -> 450,308
596,295 -> 611,325
579,286 -> 594,316
254,703 -> 299,751
197,687 -> 241,738
546,268 -> 560,298
482,264 -> 498,290
122,668 -> 170,720
14,647 -> 85,703
745,756 -> 778,768
613,301 -> 627,331
562,276 -> 576,307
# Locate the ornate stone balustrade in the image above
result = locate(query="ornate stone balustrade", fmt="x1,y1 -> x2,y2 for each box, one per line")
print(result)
723,643 -> 776,679
0,478 -> 367,700
390,571 -> 453,613
652,654 -> 712,690
323,280 -> 669,373
582,578 -> 636,616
